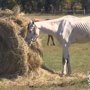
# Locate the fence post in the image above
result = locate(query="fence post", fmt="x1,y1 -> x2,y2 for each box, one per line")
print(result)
84,9 -> 85,15
73,9 -> 75,15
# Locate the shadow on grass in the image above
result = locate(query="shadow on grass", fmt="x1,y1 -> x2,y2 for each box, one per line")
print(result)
41,64 -> 62,75
41,64 -> 55,74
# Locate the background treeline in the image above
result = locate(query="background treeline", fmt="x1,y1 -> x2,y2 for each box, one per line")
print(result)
0,0 -> 90,14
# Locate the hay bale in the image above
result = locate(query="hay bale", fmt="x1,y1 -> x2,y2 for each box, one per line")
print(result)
10,16 -> 30,27
7,16 -> 30,39
0,11 -> 13,17
0,18 -> 42,76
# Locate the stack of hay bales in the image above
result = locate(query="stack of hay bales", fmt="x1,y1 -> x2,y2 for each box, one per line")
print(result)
0,11 -> 43,76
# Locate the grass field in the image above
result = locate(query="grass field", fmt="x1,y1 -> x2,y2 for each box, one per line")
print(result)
1,15 -> 90,90
40,34 -> 90,90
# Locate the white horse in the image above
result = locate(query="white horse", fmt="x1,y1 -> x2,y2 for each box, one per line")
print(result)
26,15 -> 90,76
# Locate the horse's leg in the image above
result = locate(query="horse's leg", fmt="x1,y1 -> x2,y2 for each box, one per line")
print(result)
47,35 -> 50,46
51,35 -> 55,45
62,44 -> 71,76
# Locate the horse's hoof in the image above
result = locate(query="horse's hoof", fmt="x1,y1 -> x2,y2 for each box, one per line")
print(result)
60,74 -> 66,77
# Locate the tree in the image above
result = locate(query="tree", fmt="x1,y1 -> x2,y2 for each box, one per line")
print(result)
0,0 -> 90,14
63,0 -> 82,10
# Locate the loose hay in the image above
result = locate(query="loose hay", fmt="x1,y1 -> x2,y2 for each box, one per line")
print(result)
0,68 -> 87,87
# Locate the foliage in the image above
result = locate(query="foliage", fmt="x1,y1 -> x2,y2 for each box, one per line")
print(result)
0,0 -> 90,13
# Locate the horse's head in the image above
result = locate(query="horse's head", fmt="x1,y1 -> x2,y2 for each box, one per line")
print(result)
26,20 -> 39,46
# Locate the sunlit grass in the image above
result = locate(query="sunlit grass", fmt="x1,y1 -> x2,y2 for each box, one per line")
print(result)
39,34 -> 90,90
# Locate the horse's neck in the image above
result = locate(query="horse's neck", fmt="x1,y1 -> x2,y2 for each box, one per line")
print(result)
35,21 -> 58,36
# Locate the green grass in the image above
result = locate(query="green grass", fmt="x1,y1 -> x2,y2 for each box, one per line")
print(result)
42,34 -> 90,74
39,34 -> 90,90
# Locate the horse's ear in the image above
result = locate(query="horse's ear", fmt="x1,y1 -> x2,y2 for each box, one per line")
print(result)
30,20 -> 34,25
